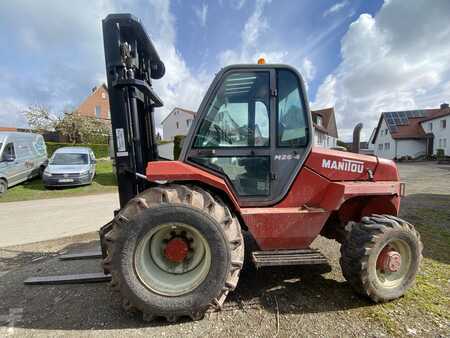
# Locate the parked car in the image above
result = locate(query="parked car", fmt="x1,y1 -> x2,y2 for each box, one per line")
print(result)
43,147 -> 96,188
0,132 -> 48,195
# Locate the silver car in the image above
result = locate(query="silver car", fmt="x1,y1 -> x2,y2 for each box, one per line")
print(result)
43,147 -> 96,188
0,132 -> 48,195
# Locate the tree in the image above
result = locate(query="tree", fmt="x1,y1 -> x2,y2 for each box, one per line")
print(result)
23,105 -> 57,132
24,105 -> 110,144
55,112 -> 110,144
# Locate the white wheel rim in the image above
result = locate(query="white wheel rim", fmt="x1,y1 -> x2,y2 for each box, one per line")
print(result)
134,222 -> 211,296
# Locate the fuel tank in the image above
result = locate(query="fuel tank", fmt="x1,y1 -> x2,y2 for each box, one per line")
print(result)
304,147 -> 399,181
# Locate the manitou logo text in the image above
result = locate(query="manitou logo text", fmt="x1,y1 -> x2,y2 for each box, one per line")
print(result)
322,158 -> 364,173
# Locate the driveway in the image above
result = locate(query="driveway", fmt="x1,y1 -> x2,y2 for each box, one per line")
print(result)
0,193 -> 119,247
0,162 -> 448,336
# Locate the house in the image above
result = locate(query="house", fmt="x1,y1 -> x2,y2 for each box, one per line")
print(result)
372,103 -> 450,159
311,107 -> 339,148
76,84 -> 111,124
160,106 -> 340,148
161,107 -> 196,141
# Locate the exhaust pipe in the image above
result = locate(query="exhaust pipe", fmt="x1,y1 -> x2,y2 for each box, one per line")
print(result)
352,123 -> 363,153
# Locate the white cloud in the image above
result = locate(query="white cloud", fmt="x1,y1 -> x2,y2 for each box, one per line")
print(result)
231,0 -> 246,10
323,0 -> 349,17
300,57 -> 316,82
194,3 -> 208,27
0,98 -> 28,128
144,1 -> 211,126
313,0 -> 450,141
218,0 -> 286,66
0,0 -> 211,131
242,0 -> 270,47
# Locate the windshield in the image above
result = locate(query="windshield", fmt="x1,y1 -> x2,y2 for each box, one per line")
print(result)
50,153 -> 89,165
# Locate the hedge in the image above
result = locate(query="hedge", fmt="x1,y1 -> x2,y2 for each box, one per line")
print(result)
173,135 -> 186,160
46,142 -> 110,158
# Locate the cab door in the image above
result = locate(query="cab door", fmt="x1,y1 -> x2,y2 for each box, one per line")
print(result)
186,69 -> 275,203
184,66 -> 312,207
1,142 -> 22,186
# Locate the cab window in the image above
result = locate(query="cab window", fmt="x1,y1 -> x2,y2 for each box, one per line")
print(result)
277,69 -> 308,147
193,72 -> 270,148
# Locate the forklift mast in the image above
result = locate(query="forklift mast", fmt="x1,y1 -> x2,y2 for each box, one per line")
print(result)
102,14 -> 165,208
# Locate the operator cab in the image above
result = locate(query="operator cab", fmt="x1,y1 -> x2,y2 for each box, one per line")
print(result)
182,64 -> 313,205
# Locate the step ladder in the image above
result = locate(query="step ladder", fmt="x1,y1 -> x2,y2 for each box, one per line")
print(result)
252,248 -> 328,268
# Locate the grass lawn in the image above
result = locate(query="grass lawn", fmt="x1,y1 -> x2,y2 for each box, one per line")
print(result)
0,159 -> 117,203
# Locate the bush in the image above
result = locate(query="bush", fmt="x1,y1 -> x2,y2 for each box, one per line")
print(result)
46,142 -> 110,158
173,135 -> 186,160
436,148 -> 445,160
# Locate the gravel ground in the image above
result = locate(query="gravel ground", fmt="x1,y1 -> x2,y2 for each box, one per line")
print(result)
0,162 -> 448,337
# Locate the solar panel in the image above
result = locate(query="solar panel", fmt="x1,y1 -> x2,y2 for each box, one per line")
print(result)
383,109 -> 429,134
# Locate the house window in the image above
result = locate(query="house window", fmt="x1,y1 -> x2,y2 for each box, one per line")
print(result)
441,119 -> 447,129
384,142 -> 390,150
428,122 -> 433,131
378,144 -> 383,151
444,138 -> 448,148
95,106 -> 101,118
176,121 -> 179,129
101,92 -> 106,99
317,116 -> 323,127
385,129 -> 388,135
186,119 -> 192,127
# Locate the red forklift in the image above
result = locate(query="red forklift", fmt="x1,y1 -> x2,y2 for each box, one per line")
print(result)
26,14 -> 422,323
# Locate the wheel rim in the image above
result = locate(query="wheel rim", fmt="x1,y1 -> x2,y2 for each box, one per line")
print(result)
134,222 -> 211,296
374,239 -> 412,289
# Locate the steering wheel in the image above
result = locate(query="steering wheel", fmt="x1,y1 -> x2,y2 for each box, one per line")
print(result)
213,124 -> 233,144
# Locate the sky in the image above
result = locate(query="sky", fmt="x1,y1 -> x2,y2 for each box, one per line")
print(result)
0,0 -> 449,141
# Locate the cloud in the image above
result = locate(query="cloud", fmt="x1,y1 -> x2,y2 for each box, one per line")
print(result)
194,3 -> 208,27
218,0 -> 285,66
231,0 -> 246,10
0,0 -> 210,130
300,58 -> 316,82
0,98 -> 28,128
323,0 -> 349,17
313,0 -> 450,141
241,0 -> 270,47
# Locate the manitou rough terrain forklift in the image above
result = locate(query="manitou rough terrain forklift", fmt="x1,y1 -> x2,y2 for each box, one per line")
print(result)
98,14 -> 422,322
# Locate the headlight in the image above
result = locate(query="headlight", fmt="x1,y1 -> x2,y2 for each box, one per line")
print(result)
43,170 -> 52,177
79,170 -> 90,177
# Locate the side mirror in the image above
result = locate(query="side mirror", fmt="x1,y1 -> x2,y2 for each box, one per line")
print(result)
92,159 -> 97,164
2,154 -> 15,162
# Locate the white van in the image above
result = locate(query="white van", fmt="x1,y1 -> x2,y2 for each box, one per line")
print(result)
0,132 -> 48,195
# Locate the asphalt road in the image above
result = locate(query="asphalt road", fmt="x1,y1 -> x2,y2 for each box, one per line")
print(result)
0,193 -> 119,247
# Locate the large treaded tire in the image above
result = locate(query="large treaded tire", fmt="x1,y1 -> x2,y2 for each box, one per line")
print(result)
102,184 -> 244,321
340,214 -> 423,303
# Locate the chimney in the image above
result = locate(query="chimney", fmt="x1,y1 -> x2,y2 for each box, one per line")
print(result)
440,102 -> 449,109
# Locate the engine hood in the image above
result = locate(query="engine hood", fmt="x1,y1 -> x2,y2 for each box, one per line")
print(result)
46,164 -> 90,174
304,147 -> 399,181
